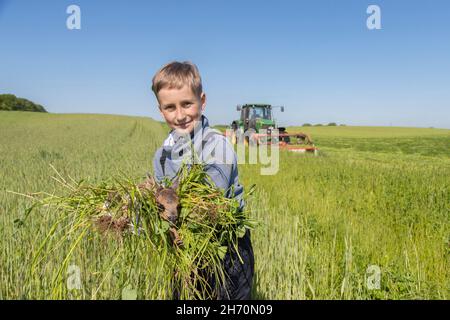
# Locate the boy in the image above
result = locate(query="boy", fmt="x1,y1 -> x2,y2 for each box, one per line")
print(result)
151,61 -> 254,300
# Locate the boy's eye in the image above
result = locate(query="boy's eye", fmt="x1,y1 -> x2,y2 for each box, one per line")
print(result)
163,105 -> 175,111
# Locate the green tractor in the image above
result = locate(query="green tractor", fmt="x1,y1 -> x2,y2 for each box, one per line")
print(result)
229,103 -> 318,153
231,103 -> 280,137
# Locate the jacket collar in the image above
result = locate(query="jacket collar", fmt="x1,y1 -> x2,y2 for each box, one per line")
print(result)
163,115 -> 209,148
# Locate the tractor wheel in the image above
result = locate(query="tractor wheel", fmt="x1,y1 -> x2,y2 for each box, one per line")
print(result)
283,135 -> 291,144
244,131 -> 258,146
231,131 -> 237,145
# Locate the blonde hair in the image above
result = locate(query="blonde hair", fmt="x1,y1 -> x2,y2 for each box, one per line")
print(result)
152,61 -> 203,98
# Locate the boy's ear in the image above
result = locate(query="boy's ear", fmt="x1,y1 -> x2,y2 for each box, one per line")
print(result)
200,92 -> 206,112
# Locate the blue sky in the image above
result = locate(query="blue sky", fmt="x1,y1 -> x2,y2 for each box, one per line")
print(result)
1,0 -> 449,128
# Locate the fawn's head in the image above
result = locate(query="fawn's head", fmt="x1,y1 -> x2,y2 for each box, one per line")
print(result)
139,175 -> 180,224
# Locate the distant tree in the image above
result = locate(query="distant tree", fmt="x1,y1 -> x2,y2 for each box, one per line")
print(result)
0,94 -> 47,112
302,123 -> 312,127
314,123 -> 323,126
327,122 -> 337,126
340,124 -> 347,126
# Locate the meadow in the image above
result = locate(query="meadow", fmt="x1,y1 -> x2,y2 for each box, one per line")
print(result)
1,111 -> 449,299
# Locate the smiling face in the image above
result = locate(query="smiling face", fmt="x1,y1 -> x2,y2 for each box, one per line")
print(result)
157,85 -> 206,134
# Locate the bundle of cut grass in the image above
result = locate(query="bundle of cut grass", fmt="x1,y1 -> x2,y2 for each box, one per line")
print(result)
24,163 -> 256,299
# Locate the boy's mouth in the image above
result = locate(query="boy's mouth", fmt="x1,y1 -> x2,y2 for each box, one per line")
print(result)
175,120 -> 192,129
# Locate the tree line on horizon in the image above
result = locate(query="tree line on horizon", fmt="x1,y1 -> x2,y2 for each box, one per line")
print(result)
0,94 -> 47,113
302,123 -> 345,127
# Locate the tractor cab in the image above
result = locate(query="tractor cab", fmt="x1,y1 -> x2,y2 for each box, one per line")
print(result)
245,104 -> 272,120
235,104 -> 282,132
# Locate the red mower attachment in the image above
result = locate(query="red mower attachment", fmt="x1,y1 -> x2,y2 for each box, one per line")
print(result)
252,131 -> 319,155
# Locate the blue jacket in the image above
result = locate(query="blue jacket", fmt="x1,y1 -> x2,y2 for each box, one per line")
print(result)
152,115 -> 244,210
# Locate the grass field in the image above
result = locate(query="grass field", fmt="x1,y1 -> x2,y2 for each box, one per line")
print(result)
1,111 -> 449,299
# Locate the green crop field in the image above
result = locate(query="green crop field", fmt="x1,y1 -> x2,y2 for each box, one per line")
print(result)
1,111 -> 449,299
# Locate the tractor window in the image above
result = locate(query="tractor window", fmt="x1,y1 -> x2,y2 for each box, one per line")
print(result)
250,108 -> 258,119
252,107 -> 271,120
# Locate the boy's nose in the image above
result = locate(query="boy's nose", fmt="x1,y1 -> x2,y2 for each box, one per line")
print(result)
175,107 -> 186,123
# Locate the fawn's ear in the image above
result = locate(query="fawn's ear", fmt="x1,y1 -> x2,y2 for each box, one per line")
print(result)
155,182 -> 163,194
140,174 -> 158,192
146,174 -> 162,194
145,174 -> 156,187
171,176 -> 180,191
